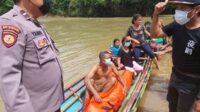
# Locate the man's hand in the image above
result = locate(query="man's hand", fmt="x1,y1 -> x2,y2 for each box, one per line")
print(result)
160,45 -> 167,50
94,93 -> 102,103
117,66 -> 122,70
117,64 -> 124,70
193,100 -> 200,112
154,2 -> 167,15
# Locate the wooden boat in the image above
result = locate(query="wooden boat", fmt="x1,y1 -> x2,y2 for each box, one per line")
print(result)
60,57 -> 152,112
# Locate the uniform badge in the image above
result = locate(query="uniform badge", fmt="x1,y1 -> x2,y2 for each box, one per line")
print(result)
38,38 -> 48,48
1,25 -> 21,48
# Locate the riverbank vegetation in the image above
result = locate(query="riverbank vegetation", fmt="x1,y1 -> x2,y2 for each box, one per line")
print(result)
0,0 -> 175,17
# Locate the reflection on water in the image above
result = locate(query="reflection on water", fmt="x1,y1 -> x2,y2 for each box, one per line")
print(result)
0,16 -> 173,111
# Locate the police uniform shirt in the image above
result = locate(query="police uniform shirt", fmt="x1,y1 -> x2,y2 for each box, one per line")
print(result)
162,21 -> 200,75
0,5 -> 64,112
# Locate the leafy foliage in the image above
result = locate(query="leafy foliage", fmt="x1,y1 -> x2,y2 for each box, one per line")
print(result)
0,0 -> 175,17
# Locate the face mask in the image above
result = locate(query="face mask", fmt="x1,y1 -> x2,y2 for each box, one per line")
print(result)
39,0 -> 52,15
104,58 -> 112,65
125,42 -> 131,47
174,10 -> 192,25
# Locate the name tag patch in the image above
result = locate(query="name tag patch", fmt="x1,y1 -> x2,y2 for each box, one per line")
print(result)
32,31 -> 43,37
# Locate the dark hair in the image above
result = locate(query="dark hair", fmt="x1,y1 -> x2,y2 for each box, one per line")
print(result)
99,51 -> 107,59
144,21 -> 151,32
121,36 -> 126,45
144,21 -> 151,27
132,14 -> 142,24
113,38 -> 120,45
121,36 -> 132,49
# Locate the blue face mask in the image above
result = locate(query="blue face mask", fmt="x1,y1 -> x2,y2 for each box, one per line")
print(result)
125,42 -> 131,47
104,58 -> 112,65
174,10 -> 192,25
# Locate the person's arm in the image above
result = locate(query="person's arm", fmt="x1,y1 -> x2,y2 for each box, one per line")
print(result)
110,63 -> 127,95
126,36 -> 140,45
165,46 -> 172,53
193,100 -> 200,112
84,64 -> 102,103
151,2 -> 168,38
0,21 -> 34,112
160,43 -> 171,50
117,51 -> 124,70
193,91 -> 200,112
117,57 -> 122,69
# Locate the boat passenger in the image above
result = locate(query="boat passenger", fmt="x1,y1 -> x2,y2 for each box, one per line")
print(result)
110,38 -> 122,57
84,51 -> 127,103
117,36 -> 143,75
144,21 -> 152,41
126,14 -> 160,69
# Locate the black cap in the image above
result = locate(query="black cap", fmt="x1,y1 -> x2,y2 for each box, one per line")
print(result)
169,0 -> 200,5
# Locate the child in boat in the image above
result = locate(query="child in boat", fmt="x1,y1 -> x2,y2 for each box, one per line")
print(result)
84,51 -> 127,103
117,36 -> 143,75
109,38 -> 122,66
110,38 -> 122,57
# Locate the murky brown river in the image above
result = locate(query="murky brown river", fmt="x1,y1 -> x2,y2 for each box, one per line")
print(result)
0,16 -> 173,111
138,53 -> 172,112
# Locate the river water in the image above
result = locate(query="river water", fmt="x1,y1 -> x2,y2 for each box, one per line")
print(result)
0,16 -> 173,111
138,53 -> 172,112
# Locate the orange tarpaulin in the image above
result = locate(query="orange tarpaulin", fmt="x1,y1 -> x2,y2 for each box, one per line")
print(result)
84,70 -> 133,112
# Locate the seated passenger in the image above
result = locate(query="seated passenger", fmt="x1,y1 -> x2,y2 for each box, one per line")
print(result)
117,36 -> 143,75
126,14 -> 160,69
84,51 -> 127,104
144,21 -> 152,41
110,38 -> 122,57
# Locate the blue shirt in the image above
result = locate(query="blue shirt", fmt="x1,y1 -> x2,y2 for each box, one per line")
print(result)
110,45 -> 122,56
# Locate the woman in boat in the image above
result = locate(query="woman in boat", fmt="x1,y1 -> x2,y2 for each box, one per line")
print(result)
126,14 -> 160,69
117,36 -> 143,75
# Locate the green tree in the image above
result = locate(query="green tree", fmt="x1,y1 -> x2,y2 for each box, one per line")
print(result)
0,0 -> 175,17
0,0 -> 14,15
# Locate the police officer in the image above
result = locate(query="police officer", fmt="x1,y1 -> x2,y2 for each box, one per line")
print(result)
151,0 -> 200,112
0,0 -> 64,112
